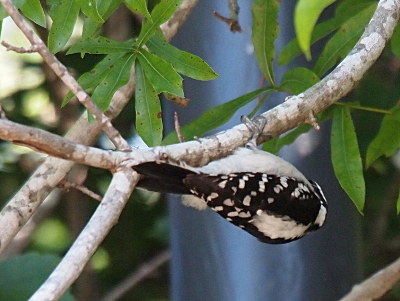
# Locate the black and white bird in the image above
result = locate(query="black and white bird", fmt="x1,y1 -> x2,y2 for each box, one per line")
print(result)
133,140 -> 327,244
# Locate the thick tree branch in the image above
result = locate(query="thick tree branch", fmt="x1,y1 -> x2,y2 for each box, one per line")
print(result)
28,169 -> 139,301
339,255 -> 400,301
257,0 -> 400,140
0,0 -> 130,150
0,119 -> 122,170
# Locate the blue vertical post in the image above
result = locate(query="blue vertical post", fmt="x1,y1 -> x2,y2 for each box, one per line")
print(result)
167,1 -> 362,300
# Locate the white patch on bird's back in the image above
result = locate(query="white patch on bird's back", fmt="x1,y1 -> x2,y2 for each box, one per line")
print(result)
242,175 -> 249,181
267,198 -> 274,204
238,179 -> 246,189
262,174 -> 268,182
243,195 -> 251,206
228,211 -> 239,217
231,186 -> 237,193
251,211 -> 310,240
251,191 -> 257,196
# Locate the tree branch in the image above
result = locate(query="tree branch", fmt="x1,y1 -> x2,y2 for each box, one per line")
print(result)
257,0 -> 400,140
339,256 -> 400,301
28,169 -> 139,301
0,119 -> 122,170
0,0 -> 130,150
0,0 -> 200,256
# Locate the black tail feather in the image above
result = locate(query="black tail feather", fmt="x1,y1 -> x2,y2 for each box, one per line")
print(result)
133,162 -> 197,195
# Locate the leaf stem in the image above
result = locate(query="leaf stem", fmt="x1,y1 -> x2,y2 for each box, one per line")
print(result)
335,102 -> 392,115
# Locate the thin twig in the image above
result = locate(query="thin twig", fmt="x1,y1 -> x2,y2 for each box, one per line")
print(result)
174,112 -> 186,142
1,40 -> 38,53
0,0 -> 130,151
101,250 -> 171,301
213,10 -> 242,33
58,180 -> 103,202
0,104 -> 7,119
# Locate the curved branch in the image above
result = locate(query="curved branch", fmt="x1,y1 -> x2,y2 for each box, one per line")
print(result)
257,0 -> 400,139
28,169 -> 139,301
339,256 -> 400,301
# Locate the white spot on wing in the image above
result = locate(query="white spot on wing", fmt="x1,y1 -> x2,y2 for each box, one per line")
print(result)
238,211 -> 251,218
227,211 -> 239,217
243,195 -> 251,206
239,179 -> 245,189
267,198 -> 274,204
223,199 -> 234,206
259,181 -> 265,192
214,206 -> 224,212
218,180 -> 228,188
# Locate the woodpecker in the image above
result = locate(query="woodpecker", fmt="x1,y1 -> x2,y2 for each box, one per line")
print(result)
133,137 -> 327,244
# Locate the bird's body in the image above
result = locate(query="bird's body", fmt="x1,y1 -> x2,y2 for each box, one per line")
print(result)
133,145 -> 327,244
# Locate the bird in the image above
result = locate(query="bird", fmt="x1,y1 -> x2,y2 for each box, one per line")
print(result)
132,123 -> 327,244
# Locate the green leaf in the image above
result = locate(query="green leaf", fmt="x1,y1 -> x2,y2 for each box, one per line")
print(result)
62,53 -> 126,107
91,53 -> 136,111
147,34 -> 218,81
48,0 -> 80,53
366,107 -> 400,167
278,0 -> 376,66
20,0 -> 46,27
331,105 -> 365,213
0,253 -> 76,301
294,0 -> 337,60
137,48 -> 183,96
136,0 -> 183,48
135,63 -> 163,146
391,22 -> 400,58
67,37 -> 134,55
77,0 -> 104,23
313,2 -> 376,77
82,0 -> 124,39
162,87 -> 274,145
280,67 -> 320,95
251,0 -> 279,86
125,0 -> 151,19
0,0 -> 26,20
61,53 -> 124,107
